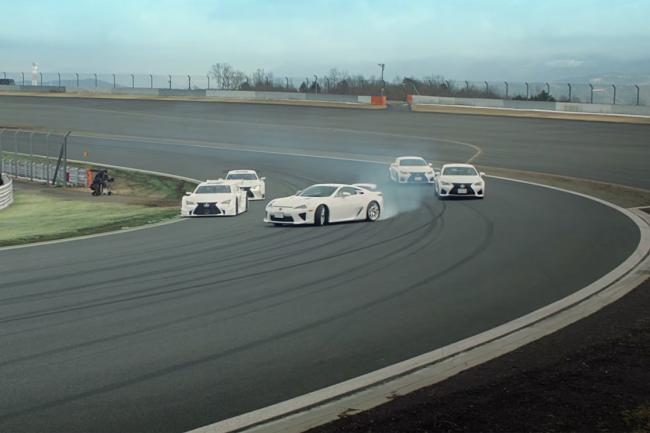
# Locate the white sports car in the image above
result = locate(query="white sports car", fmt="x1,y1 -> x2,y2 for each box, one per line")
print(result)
264,183 -> 383,226
224,169 -> 266,200
434,164 -> 486,198
389,156 -> 435,184
181,180 -> 248,216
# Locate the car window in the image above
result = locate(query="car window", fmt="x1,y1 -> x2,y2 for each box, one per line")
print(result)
227,173 -> 257,180
338,186 -> 358,196
299,185 -> 338,197
195,185 -> 231,194
442,167 -> 477,176
399,158 -> 427,166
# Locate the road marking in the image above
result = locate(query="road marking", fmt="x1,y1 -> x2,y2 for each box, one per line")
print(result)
186,175 -> 650,433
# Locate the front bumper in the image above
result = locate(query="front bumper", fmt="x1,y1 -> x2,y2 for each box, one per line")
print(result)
397,173 -> 435,184
181,202 -> 236,216
437,183 -> 484,197
240,186 -> 264,200
264,208 -> 311,225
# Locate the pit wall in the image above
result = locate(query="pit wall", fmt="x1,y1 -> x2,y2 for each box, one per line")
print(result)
0,85 -> 386,106
408,95 -> 650,116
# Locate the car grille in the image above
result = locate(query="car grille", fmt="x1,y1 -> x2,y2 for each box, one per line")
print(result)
407,172 -> 429,183
449,183 -> 475,195
193,203 -> 221,215
270,214 -> 294,222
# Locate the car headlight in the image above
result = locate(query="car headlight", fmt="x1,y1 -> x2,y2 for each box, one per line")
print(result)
251,185 -> 260,190
221,200 -> 231,205
267,200 -> 276,208
441,181 -> 452,186
473,181 -> 484,187
399,170 -> 408,175
184,200 -> 195,206
294,204 -> 307,209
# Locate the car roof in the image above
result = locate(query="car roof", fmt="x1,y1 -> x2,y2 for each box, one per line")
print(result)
308,183 -> 348,188
201,180 -> 230,185
397,156 -> 426,161
442,163 -> 476,168
227,169 -> 257,174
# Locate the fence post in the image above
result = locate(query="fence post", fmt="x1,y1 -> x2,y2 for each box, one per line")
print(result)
188,74 -> 191,90
2,72 -> 4,78
207,75 -> 210,90
13,129 -> 20,176
94,73 -> 97,88
45,132 -> 51,183
131,74 -> 135,88
525,82 -> 529,99
464,80 -> 469,91
635,85 -> 640,106
76,73 -> 79,88
612,84 -> 616,105
589,84 -> 594,103
545,82 -> 550,95
150,74 -> 153,89
57,72 -> 61,87
504,81 -> 509,98
567,83 -> 572,102
484,81 -> 488,94
29,132 -> 34,181
169,74 -> 172,89
22,72 -> 25,86
39,72 -> 43,86
113,73 -> 116,89
0,129 -> 4,173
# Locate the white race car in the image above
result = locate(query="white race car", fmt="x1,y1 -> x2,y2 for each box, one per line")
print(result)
224,169 -> 266,200
264,183 -> 383,226
388,156 -> 435,184
434,164 -> 486,198
181,180 -> 248,216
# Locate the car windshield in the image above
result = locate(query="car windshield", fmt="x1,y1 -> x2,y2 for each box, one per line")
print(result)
399,158 -> 427,166
299,185 -> 338,197
195,185 -> 231,194
443,167 -> 478,176
227,173 -> 257,180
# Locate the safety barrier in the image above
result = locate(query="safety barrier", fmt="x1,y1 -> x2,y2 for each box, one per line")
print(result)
1,159 -> 88,187
408,95 -> 650,117
0,174 -> 12,210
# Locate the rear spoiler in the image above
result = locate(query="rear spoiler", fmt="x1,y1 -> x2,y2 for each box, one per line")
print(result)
352,183 -> 378,191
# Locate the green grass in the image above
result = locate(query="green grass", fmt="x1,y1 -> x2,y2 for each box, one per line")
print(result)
0,189 -> 179,247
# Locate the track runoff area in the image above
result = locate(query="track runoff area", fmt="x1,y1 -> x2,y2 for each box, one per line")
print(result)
0,96 -> 647,433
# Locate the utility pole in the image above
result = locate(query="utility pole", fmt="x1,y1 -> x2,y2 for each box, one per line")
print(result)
378,63 -> 385,96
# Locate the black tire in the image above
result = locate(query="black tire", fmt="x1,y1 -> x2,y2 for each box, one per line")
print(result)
366,201 -> 381,222
314,205 -> 328,226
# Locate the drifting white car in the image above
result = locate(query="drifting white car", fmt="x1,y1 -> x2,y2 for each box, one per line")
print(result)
434,164 -> 486,198
389,156 -> 435,184
264,183 -> 383,226
224,169 -> 266,200
181,180 -> 248,216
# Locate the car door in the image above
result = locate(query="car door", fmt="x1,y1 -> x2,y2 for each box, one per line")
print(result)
332,186 -> 364,221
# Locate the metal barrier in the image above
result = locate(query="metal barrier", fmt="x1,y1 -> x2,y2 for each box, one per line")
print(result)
0,174 -> 12,210
1,159 -> 88,187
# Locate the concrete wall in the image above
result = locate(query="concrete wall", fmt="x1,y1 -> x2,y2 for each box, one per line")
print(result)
410,95 -> 650,116
0,85 -> 65,93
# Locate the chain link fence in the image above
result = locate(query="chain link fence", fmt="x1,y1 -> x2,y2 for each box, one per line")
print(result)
0,129 -> 87,187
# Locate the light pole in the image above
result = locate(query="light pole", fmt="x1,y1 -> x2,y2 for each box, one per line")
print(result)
378,63 -> 385,96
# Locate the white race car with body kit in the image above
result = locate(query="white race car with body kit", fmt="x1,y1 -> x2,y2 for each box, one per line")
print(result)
181,180 -> 248,216
388,156 -> 435,184
224,169 -> 266,200
434,164 -> 486,198
264,183 -> 383,226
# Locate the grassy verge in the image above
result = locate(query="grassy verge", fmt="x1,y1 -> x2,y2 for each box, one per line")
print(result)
0,188 -> 179,247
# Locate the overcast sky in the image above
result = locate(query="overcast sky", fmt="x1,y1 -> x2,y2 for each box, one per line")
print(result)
1,0 -> 649,81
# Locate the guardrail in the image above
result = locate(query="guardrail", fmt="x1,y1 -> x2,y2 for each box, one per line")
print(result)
0,174 -> 13,210
1,158 -> 88,187
407,95 -> 650,117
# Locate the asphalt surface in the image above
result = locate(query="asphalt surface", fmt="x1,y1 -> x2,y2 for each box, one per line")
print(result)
0,96 -> 644,433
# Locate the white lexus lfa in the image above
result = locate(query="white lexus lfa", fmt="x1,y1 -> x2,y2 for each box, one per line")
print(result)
264,184 -> 383,226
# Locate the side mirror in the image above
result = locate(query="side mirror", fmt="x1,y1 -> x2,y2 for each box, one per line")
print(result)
479,172 -> 486,177
185,191 -> 192,196
434,170 -> 441,176
428,162 -> 433,167
261,177 -> 266,181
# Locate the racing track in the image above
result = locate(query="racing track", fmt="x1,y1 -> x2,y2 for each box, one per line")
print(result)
0,96 -> 647,433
